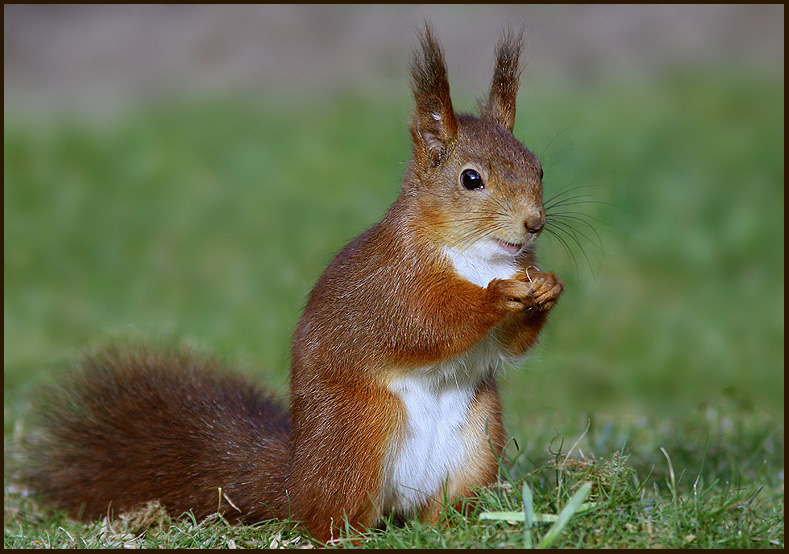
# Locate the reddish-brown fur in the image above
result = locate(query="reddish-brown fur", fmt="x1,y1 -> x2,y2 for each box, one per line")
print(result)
26,344 -> 292,523
23,24 -> 563,544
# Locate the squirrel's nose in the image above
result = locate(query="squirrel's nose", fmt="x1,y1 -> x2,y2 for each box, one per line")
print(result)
524,212 -> 545,235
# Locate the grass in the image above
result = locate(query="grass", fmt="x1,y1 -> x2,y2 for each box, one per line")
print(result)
5,400 -> 783,548
3,65 -> 783,547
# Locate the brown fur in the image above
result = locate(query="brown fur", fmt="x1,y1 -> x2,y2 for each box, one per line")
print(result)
479,28 -> 525,131
409,25 -> 458,167
25,343 -> 291,523
23,23 -> 563,544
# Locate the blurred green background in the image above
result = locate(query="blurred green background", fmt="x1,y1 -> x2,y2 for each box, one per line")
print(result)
4,5 -> 784,433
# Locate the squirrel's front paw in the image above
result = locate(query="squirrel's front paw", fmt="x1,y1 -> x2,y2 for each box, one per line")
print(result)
489,272 -> 563,313
527,272 -> 563,311
489,278 -> 534,312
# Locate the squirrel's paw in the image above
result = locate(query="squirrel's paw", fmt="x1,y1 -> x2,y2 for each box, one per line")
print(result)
527,272 -> 563,311
489,272 -> 563,312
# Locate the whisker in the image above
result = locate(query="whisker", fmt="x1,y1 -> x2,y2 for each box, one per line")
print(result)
543,183 -> 603,203
537,125 -> 575,163
548,199 -> 624,213
451,220 -> 511,249
548,210 -> 607,225
544,223 -> 595,275
547,213 -> 606,251
543,227 -> 579,273
548,219 -> 605,259
544,190 -> 586,207
545,196 -> 596,212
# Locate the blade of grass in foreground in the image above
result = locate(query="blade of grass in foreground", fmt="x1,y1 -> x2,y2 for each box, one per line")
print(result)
537,482 -> 593,548
523,482 -> 535,548
480,481 -> 594,548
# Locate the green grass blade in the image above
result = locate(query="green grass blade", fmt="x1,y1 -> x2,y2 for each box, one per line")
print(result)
523,482 -> 535,549
479,511 -> 524,521
537,482 -> 593,549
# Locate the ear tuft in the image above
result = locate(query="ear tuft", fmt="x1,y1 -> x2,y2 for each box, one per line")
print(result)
479,28 -> 524,131
409,24 -> 459,166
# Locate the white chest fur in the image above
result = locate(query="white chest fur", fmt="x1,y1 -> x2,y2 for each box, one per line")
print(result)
381,333 -> 510,515
378,241 -> 527,515
443,242 -> 519,288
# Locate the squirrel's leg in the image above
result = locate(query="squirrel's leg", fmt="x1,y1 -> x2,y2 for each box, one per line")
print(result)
288,380 -> 402,543
419,375 -> 506,524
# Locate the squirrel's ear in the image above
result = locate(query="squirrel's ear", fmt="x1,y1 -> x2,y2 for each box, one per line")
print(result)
409,25 -> 459,167
479,28 -> 524,132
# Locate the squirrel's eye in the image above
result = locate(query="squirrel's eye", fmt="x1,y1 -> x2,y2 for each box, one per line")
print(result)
460,168 -> 484,190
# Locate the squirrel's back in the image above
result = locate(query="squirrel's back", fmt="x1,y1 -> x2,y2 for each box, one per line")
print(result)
24,342 -> 292,522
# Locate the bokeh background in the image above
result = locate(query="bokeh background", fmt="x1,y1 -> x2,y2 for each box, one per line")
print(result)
4,5 -> 783,436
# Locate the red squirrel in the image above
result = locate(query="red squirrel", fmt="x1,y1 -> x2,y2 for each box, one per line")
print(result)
23,25 -> 563,543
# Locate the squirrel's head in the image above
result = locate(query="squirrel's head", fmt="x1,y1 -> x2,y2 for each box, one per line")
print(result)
405,25 -> 544,263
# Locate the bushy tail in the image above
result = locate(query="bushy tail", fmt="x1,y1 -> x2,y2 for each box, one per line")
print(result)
23,341 -> 292,523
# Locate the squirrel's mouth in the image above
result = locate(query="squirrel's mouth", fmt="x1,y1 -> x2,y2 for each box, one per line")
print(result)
493,239 -> 524,256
